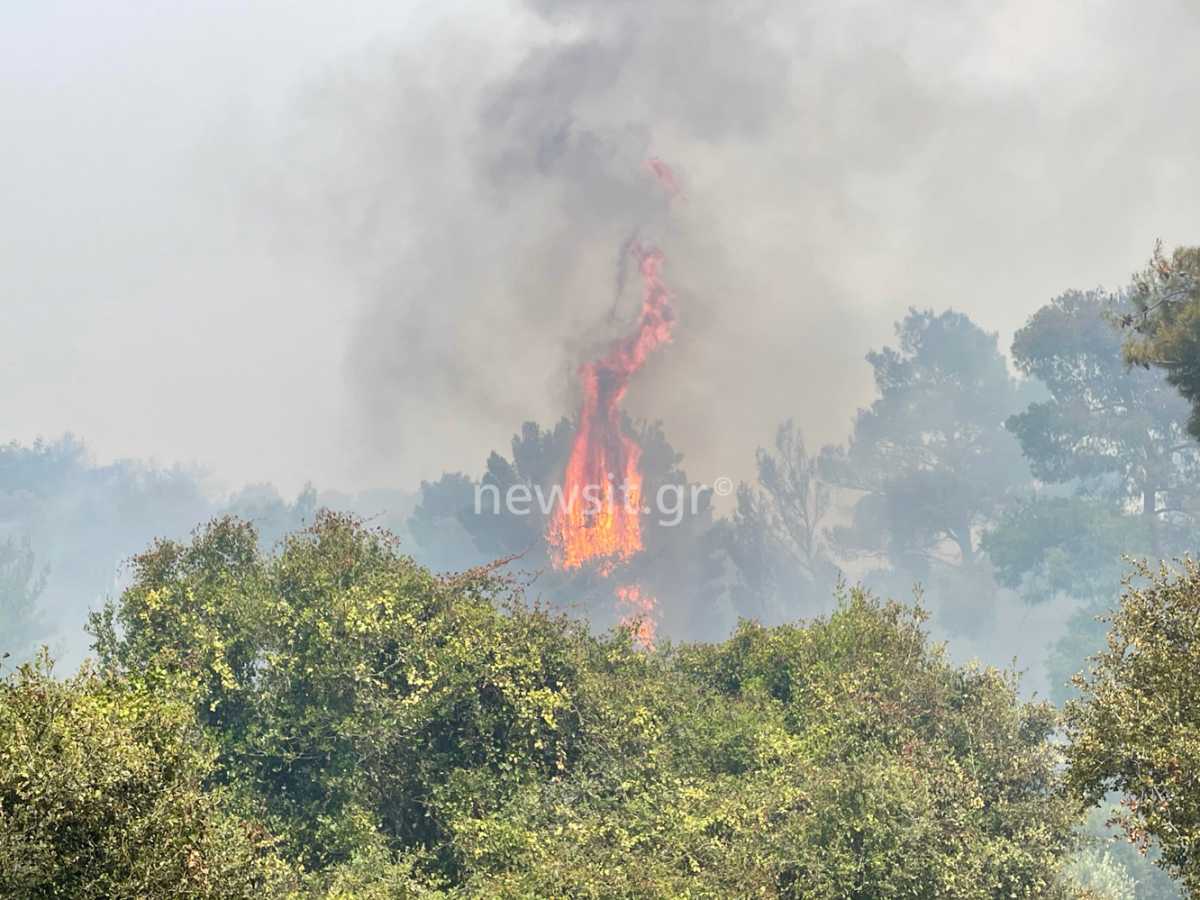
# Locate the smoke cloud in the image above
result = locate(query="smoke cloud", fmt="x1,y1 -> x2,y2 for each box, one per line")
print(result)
4,0 -> 1200,491
269,0 -> 1200,491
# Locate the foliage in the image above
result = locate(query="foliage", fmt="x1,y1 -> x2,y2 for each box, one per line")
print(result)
1007,289 -> 1200,556
408,417 -> 722,639
391,589 -> 1081,897
407,472 -> 488,572
90,512 -> 589,872
0,436 -> 215,659
0,655 -> 290,899
1124,244 -> 1200,440
79,514 -> 1084,896
1068,804 -> 1184,900
1044,599 -> 1118,706
983,496 -> 1148,604
1003,287 -> 1200,709
1066,559 -> 1200,893
223,483 -> 319,550
823,308 -> 1031,574
1060,847 -> 1137,900
0,435 -> 401,669
710,420 -> 838,622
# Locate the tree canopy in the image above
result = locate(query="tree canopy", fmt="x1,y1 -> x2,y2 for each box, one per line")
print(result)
710,420 -> 838,622
0,514 -> 1078,896
1066,558 -> 1200,894
823,308 -> 1030,574
1009,288 -> 1200,535
0,656 -> 289,899
1124,244 -> 1200,440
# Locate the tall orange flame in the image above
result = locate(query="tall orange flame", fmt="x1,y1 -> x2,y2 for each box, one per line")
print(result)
548,159 -> 680,646
546,242 -> 675,571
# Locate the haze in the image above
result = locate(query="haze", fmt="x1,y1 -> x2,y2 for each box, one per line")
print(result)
4,0 -> 1198,494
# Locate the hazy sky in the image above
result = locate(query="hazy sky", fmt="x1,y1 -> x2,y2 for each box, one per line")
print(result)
4,0 -> 1199,496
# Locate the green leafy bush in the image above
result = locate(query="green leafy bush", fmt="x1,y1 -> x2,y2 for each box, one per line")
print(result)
0,656 -> 289,899
0,513 -> 1089,896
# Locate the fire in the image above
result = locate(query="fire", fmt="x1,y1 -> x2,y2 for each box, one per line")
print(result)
546,241 -> 675,570
547,158 -> 681,646
616,584 -> 657,649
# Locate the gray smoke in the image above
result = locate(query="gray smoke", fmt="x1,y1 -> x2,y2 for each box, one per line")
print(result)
3,0 -> 1199,498
264,0 -> 1200,491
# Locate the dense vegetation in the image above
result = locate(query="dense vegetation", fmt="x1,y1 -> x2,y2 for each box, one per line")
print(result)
2,512 -> 1084,897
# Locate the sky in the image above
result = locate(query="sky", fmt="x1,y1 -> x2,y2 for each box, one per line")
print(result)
4,0 -> 1199,497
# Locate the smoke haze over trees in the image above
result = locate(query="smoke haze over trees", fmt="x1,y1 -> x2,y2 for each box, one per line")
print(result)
5,1 -> 1200,491
5,1 -> 1200,895
6,274 -> 1198,703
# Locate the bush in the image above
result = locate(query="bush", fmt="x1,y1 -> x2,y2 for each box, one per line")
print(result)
0,656 -> 289,899
67,514 -> 1084,896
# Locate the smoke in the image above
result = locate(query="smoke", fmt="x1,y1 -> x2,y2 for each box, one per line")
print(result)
263,0 -> 1200,491
5,1 -> 1200,492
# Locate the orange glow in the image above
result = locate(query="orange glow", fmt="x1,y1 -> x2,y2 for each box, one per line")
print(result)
546,241 -> 675,571
616,584 -> 657,649
547,160 -> 678,646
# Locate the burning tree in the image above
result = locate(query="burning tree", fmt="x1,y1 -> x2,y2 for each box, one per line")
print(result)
541,160 -> 687,646
546,243 -> 675,575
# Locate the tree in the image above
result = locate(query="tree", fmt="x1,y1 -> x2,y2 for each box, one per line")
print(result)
462,418 -> 576,561
1065,804 -> 1185,900
0,435 -> 214,663
1008,288 -> 1200,557
823,308 -> 1031,575
485,588 -> 1080,897
406,470 -> 486,572
995,288 -> 1200,704
1124,243 -> 1200,439
408,418 -> 722,639
1066,558 -> 1200,894
0,538 -> 48,664
981,496 -> 1153,703
983,496 -> 1145,605
223,483 -> 318,550
91,512 -> 592,873
710,420 -> 838,622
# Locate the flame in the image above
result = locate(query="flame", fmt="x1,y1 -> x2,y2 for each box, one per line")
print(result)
546,242 -> 675,570
547,159 -> 680,647
616,584 -> 657,649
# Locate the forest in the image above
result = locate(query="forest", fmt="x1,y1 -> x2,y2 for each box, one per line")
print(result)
3,246 -> 1200,897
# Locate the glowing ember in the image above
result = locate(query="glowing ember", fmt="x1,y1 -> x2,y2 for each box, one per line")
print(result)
546,240 -> 675,571
616,584 -> 657,649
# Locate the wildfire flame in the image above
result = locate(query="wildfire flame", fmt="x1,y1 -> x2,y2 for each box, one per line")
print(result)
547,158 -> 681,645
546,242 -> 675,570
